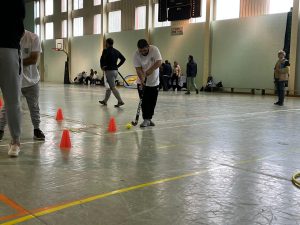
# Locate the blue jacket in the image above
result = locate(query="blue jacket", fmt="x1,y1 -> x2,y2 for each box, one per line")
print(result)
186,61 -> 197,77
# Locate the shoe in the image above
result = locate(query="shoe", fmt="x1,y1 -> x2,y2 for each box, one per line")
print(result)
149,120 -> 155,126
8,143 -> 20,157
274,102 -> 280,105
34,129 -> 45,141
196,89 -> 199,94
0,130 -> 4,142
185,91 -> 191,95
140,120 -> 150,128
114,102 -> 124,108
99,100 -> 107,106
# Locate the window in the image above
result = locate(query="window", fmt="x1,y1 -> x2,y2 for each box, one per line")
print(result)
45,0 -> 53,16
108,0 -> 120,2
62,20 -> 67,38
61,0 -> 67,12
94,14 -> 101,34
269,0 -> 293,14
35,24 -> 40,36
94,0 -> 101,6
74,0 -> 83,10
108,10 -> 121,33
45,22 -> 54,39
216,0 -> 240,20
190,0 -> 206,23
34,1 -> 40,18
135,6 -> 146,30
154,4 -> 171,27
73,17 -> 83,36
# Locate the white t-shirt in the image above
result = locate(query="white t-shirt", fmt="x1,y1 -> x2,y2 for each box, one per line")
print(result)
133,45 -> 162,87
21,30 -> 42,88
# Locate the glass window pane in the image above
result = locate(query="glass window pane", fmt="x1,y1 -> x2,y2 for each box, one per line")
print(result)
269,0 -> 293,14
108,10 -> 121,33
94,14 -> 102,34
35,1 -> 40,18
135,6 -> 146,30
94,0 -> 101,6
45,22 -> 54,39
216,0 -> 240,20
61,0 -> 67,12
62,20 -> 67,38
35,24 -> 40,36
73,17 -> 83,36
74,0 -> 83,10
45,0 -> 53,16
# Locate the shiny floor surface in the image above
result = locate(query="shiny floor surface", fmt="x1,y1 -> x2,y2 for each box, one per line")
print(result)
0,83 -> 300,225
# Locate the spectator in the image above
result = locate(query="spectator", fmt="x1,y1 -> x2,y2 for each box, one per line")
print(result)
274,50 -> 290,106
185,55 -> 199,95
171,61 -> 181,91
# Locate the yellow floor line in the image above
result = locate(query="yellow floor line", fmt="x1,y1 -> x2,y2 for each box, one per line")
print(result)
0,168 -> 215,225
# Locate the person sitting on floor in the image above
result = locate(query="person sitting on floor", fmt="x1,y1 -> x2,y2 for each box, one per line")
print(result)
74,71 -> 86,84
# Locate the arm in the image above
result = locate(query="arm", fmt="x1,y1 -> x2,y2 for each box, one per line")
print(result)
135,67 -> 145,82
100,49 -> 106,70
23,51 -> 39,66
117,52 -> 126,68
145,60 -> 162,76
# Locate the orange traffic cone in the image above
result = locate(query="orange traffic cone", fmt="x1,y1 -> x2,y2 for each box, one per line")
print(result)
60,129 -> 71,149
0,98 -> 2,109
56,108 -> 64,121
108,117 -> 117,133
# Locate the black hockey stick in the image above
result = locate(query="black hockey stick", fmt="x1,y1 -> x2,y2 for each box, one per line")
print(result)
131,79 -> 146,126
117,71 -> 130,86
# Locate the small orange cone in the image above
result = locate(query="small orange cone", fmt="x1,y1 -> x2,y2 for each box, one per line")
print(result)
108,117 -> 117,133
0,98 -> 2,109
60,129 -> 71,149
56,108 -> 64,121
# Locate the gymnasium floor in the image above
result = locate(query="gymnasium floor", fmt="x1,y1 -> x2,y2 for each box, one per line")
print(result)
0,83 -> 300,225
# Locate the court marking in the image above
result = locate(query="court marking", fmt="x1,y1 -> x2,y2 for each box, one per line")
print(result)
0,195 -> 28,221
0,168 -> 217,225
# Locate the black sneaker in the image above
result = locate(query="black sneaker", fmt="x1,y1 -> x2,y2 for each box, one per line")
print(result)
196,89 -> 199,94
0,130 -> 4,142
114,102 -> 124,108
99,100 -> 107,106
34,129 -> 45,141
149,120 -> 155,126
185,91 -> 191,95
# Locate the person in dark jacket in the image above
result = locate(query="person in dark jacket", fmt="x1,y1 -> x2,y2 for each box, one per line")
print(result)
162,60 -> 172,91
0,0 -> 25,157
99,38 -> 126,107
185,55 -> 199,95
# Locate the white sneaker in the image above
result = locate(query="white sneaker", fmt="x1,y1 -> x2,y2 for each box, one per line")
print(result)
140,120 -> 150,128
8,144 -> 20,157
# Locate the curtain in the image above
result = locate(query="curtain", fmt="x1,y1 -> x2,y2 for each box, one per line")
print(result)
240,0 -> 270,17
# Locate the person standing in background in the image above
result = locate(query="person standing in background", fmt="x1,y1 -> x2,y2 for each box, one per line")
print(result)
185,55 -> 199,95
0,0 -> 25,157
274,50 -> 290,106
171,61 -> 181,91
162,60 -> 172,91
99,38 -> 126,107
0,30 -> 45,142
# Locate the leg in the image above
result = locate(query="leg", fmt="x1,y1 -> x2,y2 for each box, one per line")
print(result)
278,81 -> 285,105
21,84 -> 41,129
142,86 -> 158,120
192,77 -> 199,94
0,48 -> 22,145
186,77 -> 191,94
106,70 -> 124,106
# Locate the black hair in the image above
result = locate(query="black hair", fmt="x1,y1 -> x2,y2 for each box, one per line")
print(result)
189,55 -> 194,61
137,39 -> 149,49
106,38 -> 114,46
